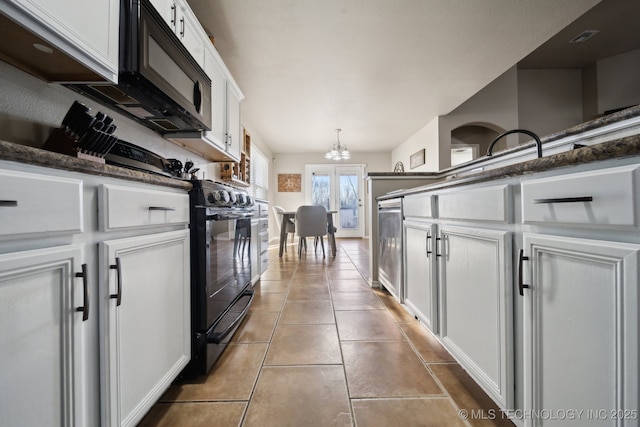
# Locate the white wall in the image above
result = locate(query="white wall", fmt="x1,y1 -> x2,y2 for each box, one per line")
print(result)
517,69 -> 583,138
597,48 -> 640,114
391,117 -> 440,172
439,67 -> 520,167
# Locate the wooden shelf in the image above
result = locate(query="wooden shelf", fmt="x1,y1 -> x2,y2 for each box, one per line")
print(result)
219,128 -> 251,186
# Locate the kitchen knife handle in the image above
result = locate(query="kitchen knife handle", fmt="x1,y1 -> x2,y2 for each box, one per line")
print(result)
0,200 -> 18,207
110,257 -> 122,306
149,206 -> 176,211
75,263 -> 89,321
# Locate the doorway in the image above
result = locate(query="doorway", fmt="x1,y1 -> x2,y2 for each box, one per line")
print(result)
304,164 -> 364,238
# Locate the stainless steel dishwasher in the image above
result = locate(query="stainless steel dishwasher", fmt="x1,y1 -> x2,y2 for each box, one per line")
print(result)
377,197 -> 403,301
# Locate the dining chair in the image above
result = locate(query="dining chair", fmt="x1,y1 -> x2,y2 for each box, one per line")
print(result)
233,218 -> 251,259
273,205 -> 296,252
295,205 -> 328,257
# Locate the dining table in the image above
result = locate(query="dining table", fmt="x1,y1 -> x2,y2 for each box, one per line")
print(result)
278,210 -> 337,257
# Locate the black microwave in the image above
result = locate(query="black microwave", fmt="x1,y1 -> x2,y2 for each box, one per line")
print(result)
68,0 -> 212,134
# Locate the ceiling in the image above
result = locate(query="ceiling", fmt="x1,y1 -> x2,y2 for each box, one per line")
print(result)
185,0 -> 634,155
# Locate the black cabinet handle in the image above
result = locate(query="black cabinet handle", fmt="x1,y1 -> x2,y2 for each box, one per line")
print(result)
0,200 -> 18,207
426,233 -> 432,257
170,4 -> 176,25
109,257 -> 122,306
435,236 -> 442,257
518,249 -> 530,296
533,196 -> 593,204
75,263 -> 89,321
148,206 -> 176,211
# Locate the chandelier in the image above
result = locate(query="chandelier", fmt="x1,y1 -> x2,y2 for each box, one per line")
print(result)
325,128 -> 351,160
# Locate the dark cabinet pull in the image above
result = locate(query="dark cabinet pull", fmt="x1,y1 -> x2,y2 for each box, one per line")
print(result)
518,249 -> 530,296
109,257 -> 122,306
426,233 -> 432,257
0,200 -> 18,207
435,236 -> 442,257
533,196 -> 593,204
148,206 -> 176,211
75,263 -> 89,321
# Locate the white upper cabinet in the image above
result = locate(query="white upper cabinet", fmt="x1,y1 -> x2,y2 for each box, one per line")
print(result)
0,0 -> 119,82
200,44 -> 244,162
149,0 -> 206,67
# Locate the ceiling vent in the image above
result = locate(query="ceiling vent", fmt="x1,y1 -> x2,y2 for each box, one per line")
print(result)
569,30 -> 599,43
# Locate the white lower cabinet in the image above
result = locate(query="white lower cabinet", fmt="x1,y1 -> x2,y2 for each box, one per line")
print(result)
403,219 -> 438,332
438,225 -> 513,409
0,245 -> 88,427
521,233 -> 639,426
100,229 -> 190,427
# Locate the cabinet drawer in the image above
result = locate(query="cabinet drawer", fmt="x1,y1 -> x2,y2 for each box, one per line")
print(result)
259,230 -> 269,252
0,169 -> 82,237
100,184 -> 189,231
439,184 -> 510,223
403,193 -> 434,218
521,165 -> 640,228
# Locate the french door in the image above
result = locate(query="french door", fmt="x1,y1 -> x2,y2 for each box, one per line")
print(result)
304,164 -> 364,238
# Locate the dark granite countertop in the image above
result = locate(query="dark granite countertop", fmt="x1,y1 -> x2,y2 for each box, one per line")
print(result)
438,104 -> 640,175
392,133 -> 640,198
0,140 -> 192,191
373,105 -> 640,200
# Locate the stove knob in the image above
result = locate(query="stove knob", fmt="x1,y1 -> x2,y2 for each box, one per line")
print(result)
208,190 -> 230,205
237,193 -> 247,206
220,190 -> 231,205
246,196 -> 253,206
228,192 -> 237,205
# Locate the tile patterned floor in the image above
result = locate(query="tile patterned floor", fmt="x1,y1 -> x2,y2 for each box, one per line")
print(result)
139,239 -> 514,427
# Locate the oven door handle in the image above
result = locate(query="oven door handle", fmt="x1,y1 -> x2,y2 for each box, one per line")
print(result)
206,289 -> 255,344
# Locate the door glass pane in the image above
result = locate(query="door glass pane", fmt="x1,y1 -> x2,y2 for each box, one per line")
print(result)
338,172 -> 358,229
311,173 -> 331,210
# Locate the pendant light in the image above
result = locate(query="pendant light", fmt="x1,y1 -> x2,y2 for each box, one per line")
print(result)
325,128 -> 350,160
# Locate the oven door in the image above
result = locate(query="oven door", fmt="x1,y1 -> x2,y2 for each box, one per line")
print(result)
188,208 -> 254,375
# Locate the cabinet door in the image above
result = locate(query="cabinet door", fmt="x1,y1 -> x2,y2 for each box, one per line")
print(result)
0,245 -> 87,427
403,220 -> 438,333
148,0 -> 176,29
100,230 -> 190,427
2,0 -> 119,82
226,83 -> 242,161
176,2 -> 205,67
438,225 -> 513,409
522,233 -> 639,427
203,46 -> 229,152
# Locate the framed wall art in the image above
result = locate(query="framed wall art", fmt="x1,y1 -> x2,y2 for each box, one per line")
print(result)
277,173 -> 301,192
410,149 -> 426,169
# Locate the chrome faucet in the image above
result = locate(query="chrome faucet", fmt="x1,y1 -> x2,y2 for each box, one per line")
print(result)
486,129 -> 543,158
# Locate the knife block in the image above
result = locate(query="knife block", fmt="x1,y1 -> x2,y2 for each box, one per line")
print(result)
43,127 -> 106,164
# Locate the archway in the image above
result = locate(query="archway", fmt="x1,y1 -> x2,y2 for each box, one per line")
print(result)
450,123 -> 503,166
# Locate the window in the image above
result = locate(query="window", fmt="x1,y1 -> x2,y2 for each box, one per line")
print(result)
250,146 -> 268,200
